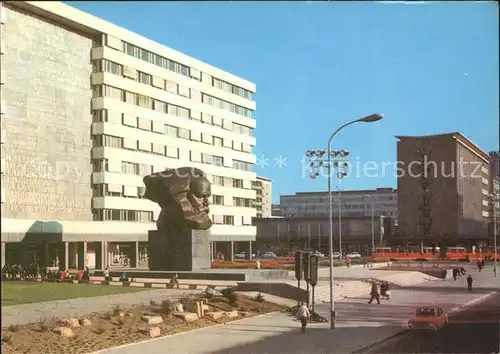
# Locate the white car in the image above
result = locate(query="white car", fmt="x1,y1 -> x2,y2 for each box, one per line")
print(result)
235,252 -> 256,259
346,252 -> 362,259
331,252 -> 342,259
313,251 -> 325,258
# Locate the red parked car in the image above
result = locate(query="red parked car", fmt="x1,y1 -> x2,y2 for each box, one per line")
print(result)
408,306 -> 448,331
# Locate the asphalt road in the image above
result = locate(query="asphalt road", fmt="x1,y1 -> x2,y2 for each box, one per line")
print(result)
365,292 -> 500,353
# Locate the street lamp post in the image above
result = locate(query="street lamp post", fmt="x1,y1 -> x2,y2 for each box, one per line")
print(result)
339,187 -> 342,257
490,193 -> 499,288
305,113 -> 383,330
366,194 -> 378,255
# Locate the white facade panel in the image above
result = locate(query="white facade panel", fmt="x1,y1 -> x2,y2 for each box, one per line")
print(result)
108,160 -> 122,173
105,34 -> 122,51
137,117 -> 151,130
108,184 -> 122,193
152,76 -> 164,89
124,185 -> 138,197
123,137 -> 137,149
123,113 -> 136,127
123,65 -> 136,79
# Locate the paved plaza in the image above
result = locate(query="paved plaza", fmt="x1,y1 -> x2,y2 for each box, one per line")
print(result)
95,280 -> 498,354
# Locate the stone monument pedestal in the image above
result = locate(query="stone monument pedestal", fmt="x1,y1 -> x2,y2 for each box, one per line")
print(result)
148,228 -> 211,271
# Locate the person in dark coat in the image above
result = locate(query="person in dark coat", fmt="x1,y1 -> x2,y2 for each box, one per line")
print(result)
368,282 -> 380,304
466,274 -> 473,292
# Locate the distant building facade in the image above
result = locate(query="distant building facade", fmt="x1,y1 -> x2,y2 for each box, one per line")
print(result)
252,176 -> 272,218
275,188 -> 398,219
253,215 -> 392,256
396,132 -> 492,246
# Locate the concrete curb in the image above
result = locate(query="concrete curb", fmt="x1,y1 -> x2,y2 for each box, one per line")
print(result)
88,310 -> 283,354
4,278 -> 228,291
349,290 -> 498,354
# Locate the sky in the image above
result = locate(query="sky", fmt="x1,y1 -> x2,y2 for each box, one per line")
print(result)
70,1 -> 499,203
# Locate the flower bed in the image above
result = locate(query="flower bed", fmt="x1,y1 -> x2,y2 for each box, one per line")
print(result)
211,260 -> 294,269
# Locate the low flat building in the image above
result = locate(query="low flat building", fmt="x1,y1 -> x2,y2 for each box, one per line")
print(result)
253,215 -> 393,256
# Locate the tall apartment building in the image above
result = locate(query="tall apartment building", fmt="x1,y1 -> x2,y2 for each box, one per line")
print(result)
252,176 -> 272,218
276,188 -> 398,219
396,132 -> 492,246
0,1 -> 257,269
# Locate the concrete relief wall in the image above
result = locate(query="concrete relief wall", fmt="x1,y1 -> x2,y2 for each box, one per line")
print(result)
1,6 -> 94,221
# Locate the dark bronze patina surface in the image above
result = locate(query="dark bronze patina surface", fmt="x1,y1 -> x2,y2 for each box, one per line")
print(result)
143,167 -> 212,231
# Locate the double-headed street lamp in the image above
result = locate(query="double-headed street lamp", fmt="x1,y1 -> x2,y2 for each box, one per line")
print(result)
305,113 -> 383,330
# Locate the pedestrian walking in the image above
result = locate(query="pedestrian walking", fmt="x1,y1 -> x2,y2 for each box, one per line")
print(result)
368,281 -> 380,304
296,302 -> 310,332
466,274 -> 473,292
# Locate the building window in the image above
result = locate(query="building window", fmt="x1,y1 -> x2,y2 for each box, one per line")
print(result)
201,93 -> 252,118
233,122 -> 253,136
213,137 -> 223,147
96,85 -> 124,101
202,154 -> 223,166
213,156 -> 224,167
233,197 -> 252,208
136,94 -> 153,109
92,184 -> 105,197
212,175 -> 225,186
106,60 -> 122,76
92,159 -> 108,172
92,209 -> 154,222
165,125 -> 178,137
213,195 -> 224,205
223,215 -> 235,225
92,134 -> 123,148
168,104 -> 190,118
233,179 -> 243,188
122,161 -> 139,175
213,77 -> 253,100
122,42 -> 190,77
233,160 -> 252,172
137,71 -> 152,85
92,110 -> 108,122
154,100 -> 167,113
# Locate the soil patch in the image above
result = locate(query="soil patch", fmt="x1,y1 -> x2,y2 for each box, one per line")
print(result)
1,291 -> 285,354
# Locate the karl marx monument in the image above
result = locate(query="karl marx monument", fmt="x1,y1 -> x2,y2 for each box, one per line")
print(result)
143,167 -> 212,271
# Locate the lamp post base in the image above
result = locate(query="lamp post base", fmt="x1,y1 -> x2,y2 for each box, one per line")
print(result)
330,310 -> 336,329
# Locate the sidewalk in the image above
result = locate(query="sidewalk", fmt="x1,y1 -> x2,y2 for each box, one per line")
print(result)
96,286 -> 496,354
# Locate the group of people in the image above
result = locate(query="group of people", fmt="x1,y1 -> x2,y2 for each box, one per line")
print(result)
2,263 -> 41,280
2,262 -> 95,282
452,266 -> 467,280
368,281 -> 391,305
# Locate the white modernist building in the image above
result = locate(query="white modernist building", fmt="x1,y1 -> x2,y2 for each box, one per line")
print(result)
252,176 -> 272,218
0,1 -> 257,269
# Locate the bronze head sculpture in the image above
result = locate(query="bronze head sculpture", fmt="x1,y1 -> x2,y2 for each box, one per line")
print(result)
143,167 -> 212,231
